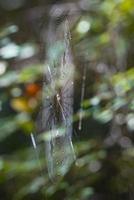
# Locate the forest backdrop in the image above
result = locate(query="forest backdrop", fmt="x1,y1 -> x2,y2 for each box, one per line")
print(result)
0,0 -> 134,199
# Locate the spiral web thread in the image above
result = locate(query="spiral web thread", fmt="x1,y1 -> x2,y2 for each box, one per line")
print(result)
40,18 -> 76,179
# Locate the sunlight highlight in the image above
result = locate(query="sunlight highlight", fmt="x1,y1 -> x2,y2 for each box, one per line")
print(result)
77,20 -> 91,34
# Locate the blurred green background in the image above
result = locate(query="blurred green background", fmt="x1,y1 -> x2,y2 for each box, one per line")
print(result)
0,0 -> 134,199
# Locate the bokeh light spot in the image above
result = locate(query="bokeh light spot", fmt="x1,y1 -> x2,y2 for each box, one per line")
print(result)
0,61 -> 7,75
77,20 -> 91,34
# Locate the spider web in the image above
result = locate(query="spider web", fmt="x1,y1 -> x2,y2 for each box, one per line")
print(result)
38,18 -> 75,179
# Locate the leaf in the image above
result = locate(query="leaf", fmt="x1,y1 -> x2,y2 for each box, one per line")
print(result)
0,117 -> 18,141
0,71 -> 18,87
19,64 -> 42,83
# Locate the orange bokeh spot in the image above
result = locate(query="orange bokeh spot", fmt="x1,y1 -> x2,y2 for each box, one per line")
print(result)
26,83 -> 41,96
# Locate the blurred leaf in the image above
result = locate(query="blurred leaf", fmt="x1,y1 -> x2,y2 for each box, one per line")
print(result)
19,64 -> 42,83
0,71 -> 18,87
0,117 -> 18,141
